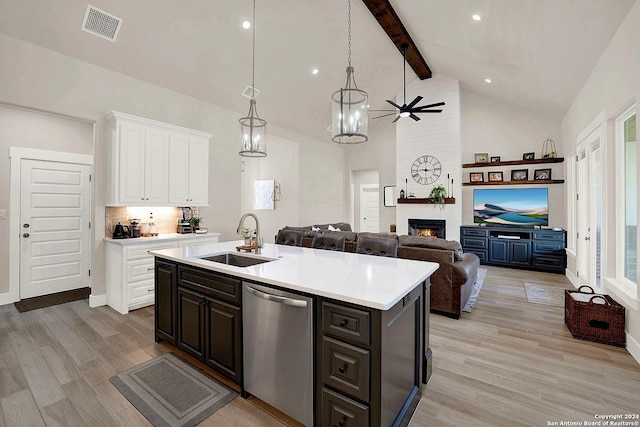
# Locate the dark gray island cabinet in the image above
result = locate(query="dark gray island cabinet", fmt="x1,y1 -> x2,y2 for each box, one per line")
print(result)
152,242 -> 437,427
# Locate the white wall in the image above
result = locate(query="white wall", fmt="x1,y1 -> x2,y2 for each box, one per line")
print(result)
561,0 -> 640,361
460,88 -> 564,228
0,33 -> 344,300
396,75 -> 462,240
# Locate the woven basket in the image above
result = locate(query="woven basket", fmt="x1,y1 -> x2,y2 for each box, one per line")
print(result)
564,285 -> 625,347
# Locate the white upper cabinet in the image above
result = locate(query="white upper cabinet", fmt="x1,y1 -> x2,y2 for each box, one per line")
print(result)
168,134 -> 210,205
106,112 -> 212,207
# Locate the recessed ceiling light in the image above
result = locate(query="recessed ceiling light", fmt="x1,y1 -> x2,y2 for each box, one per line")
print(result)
311,68 -> 319,76
472,14 -> 482,21
485,78 -> 492,83
242,20 -> 251,29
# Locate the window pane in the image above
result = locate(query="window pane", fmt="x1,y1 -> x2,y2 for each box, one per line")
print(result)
624,113 -> 637,283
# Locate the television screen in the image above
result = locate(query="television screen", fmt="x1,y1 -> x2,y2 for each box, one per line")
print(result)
473,188 -> 549,226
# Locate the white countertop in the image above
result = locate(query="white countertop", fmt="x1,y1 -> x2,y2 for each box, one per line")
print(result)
104,232 -> 221,246
150,240 -> 439,310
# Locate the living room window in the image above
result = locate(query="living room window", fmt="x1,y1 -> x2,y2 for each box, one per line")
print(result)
615,105 -> 637,288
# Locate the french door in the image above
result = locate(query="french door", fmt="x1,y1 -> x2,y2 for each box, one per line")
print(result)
576,131 -> 602,288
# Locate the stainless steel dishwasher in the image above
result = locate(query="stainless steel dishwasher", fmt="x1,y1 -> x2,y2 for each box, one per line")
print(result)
242,282 -> 313,426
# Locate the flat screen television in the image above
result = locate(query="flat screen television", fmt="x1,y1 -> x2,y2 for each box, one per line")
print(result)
473,188 -> 549,226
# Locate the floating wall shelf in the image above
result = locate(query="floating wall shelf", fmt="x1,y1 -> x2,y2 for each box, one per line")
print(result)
462,180 -> 564,186
397,197 -> 456,204
462,157 -> 564,168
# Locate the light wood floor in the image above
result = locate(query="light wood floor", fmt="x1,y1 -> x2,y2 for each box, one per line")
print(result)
0,266 -> 639,426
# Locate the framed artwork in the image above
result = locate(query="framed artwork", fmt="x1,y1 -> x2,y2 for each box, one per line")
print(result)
254,179 -> 275,210
534,168 -> 552,180
470,172 -> 484,182
523,152 -> 535,160
511,169 -> 528,181
490,156 -> 501,163
383,186 -> 397,206
474,153 -> 489,163
488,171 -> 503,182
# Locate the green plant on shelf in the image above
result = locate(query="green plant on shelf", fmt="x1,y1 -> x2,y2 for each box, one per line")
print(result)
428,185 -> 447,207
189,216 -> 201,230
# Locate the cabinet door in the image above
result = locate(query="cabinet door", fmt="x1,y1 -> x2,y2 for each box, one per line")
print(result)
144,126 -> 169,203
205,298 -> 241,383
187,137 -> 209,205
178,288 -> 205,360
118,122 -> 146,204
155,261 -> 176,344
488,239 -> 509,264
510,241 -> 532,266
168,133 -> 190,205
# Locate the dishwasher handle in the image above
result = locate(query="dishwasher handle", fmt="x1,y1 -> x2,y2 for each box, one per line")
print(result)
245,285 -> 308,308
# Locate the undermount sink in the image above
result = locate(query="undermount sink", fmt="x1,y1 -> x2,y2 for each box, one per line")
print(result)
200,252 -> 275,267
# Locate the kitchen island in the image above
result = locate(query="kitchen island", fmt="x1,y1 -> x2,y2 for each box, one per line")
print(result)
151,240 -> 438,427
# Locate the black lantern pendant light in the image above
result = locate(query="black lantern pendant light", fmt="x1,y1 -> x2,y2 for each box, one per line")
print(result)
239,0 -> 267,157
331,0 -> 368,144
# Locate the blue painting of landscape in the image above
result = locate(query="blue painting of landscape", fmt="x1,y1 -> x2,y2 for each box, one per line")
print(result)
473,188 -> 548,226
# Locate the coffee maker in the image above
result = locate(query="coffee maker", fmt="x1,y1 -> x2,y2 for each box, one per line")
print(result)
129,219 -> 141,238
177,207 -> 192,234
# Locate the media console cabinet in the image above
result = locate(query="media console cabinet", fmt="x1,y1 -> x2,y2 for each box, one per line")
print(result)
460,225 -> 566,273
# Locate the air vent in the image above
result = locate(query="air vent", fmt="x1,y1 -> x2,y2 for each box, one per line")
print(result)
242,86 -> 260,99
81,5 -> 122,42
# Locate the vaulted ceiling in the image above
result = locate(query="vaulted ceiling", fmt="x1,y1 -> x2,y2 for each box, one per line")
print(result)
0,0 -> 635,142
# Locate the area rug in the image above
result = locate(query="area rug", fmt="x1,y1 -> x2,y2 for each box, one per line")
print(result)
463,268 -> 487,312
524,282 -> 567,307
110,353 -> 237,427
14,287 -> 90,313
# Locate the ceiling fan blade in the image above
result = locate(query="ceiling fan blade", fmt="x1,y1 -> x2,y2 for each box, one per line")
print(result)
409,113 -> 421,121
406,96 -> 423,109
392,115 -> 402,123
415,109 -> 443,113
385,100 -> 402,109
371,112 -> 397,119
414,101 -> 446,110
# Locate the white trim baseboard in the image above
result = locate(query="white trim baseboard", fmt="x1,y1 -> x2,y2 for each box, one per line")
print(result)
89,293 -> 107,308
626,332 -> 640,365
0,291 -> 15,306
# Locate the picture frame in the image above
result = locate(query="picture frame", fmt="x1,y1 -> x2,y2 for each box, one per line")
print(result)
511,169 -> 529,181
534,168 -> 552,180
488,171 -> 503,182
490,156 -> 501,163
523,152 -> 535,161
470,172 -> 484,182
383,185 -> 397,206
474,153 -> 489,163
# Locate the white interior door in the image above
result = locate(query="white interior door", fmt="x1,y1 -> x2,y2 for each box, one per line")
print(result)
359,184 -> 379,232
576,134 -> 602,288
20,159 -> 91,299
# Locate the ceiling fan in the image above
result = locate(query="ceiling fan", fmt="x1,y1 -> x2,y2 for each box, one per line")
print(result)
370,44 -> 445,122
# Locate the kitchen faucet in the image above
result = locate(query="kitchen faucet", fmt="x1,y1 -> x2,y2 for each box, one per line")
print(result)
237,213 -> 262,254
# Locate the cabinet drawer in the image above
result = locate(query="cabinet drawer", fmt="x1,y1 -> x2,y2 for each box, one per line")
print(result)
532,255 -> 564,268
178,266 -> 241,305
322,388 -> 368,427
126,242 -> 175,260
128,280 -> 154,306
532,231 -> 565,241
322,302 -> 371,346
467,249 -> 487,263
532,241 -> 564,254
126,258 -> 154,283
461,227 -> 488,237
462,236 -> 487,249
322,337 -> 370,403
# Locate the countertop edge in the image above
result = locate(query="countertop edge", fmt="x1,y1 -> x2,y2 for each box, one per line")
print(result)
104,232 -> 221,245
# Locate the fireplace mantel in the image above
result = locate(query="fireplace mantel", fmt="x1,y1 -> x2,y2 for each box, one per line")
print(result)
397,197 -> 456,204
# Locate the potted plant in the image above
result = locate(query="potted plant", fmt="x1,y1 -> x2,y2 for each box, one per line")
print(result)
241,227 -> 253,246
428,185 -> 447,207
189,216 -> 201,231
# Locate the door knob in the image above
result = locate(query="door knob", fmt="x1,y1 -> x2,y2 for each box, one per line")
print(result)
23,223 -> 30,228
23,233 -> 30,238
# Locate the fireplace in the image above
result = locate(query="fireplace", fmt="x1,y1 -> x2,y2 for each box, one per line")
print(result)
408,219 -> 446,239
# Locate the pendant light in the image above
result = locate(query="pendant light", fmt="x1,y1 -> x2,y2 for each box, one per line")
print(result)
239,0 -> 267,157
331,0 -> 368,144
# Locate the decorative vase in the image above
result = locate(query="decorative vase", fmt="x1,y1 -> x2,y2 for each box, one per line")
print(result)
244,238 -> 251,246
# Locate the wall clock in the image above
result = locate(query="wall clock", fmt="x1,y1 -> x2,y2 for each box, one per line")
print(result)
411,155 -> 442,185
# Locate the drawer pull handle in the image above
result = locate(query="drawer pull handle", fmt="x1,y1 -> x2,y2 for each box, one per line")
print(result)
339,319 -> 349,327
339,417 -> 347,427
338,364 -> 348,374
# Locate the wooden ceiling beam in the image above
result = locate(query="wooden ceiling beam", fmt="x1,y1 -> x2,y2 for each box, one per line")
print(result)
361,0 -> 432,79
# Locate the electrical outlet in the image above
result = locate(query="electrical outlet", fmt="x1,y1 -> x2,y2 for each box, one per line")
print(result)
0,209 -> 5,219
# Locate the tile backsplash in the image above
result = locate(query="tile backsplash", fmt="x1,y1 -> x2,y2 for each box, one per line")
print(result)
105,206 -> 186,237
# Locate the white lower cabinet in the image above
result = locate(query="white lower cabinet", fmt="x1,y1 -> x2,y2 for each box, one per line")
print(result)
106,235 -> 219,314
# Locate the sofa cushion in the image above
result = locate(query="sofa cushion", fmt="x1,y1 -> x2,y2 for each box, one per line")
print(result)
398,235 -> 464,261
283,225 -> 315,237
